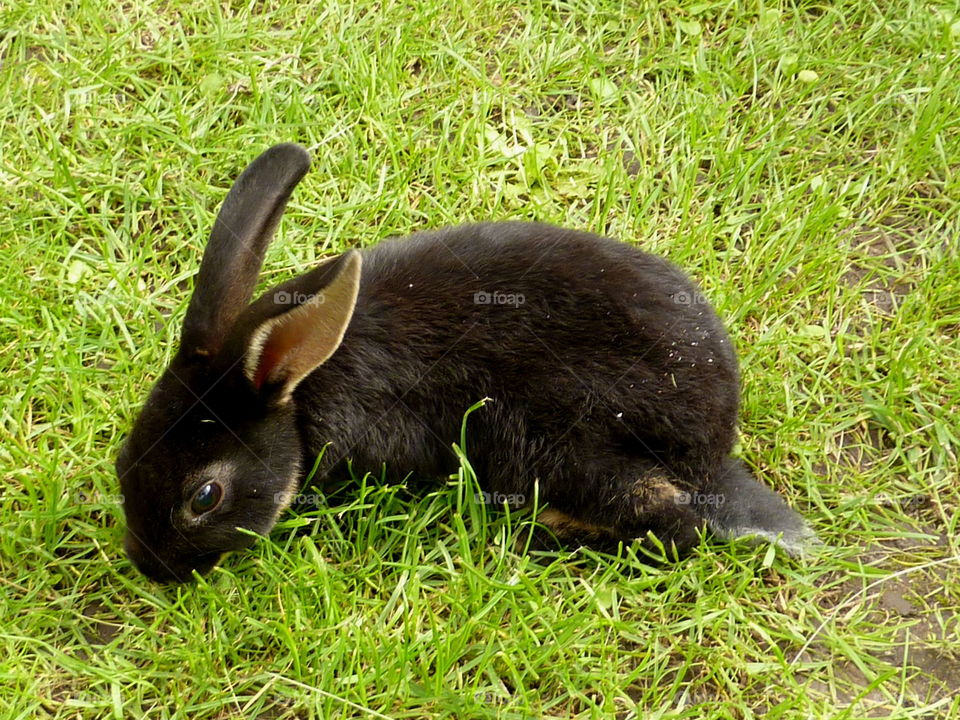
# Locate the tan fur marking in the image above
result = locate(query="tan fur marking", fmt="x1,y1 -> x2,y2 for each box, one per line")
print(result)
537,509 -> 614,540
630,473 -> 682,504
266,460 -> 303,528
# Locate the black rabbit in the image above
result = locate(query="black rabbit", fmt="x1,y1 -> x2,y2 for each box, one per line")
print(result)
116,143 -> 817,582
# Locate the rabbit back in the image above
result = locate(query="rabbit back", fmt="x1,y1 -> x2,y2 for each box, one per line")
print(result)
297,222 -> 739,525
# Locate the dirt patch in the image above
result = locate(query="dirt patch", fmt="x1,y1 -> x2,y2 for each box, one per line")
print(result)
798,524 -> 959,715
620,148 -> 642,177
842,222 -> 921,317
80,599 -> 123,647
812,424 -> 890,476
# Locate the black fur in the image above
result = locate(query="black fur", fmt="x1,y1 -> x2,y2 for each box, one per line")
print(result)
116,144 -> 816,582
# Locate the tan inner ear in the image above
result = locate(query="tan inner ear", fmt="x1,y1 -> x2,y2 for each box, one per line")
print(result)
245,252 -> 362,403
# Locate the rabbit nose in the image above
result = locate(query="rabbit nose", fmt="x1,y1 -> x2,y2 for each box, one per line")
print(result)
124,532 -> 180,582
124,532 -> 221,582
124,532 -> 165,579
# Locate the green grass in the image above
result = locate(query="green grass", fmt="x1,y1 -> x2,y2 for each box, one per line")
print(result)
2,0 -> 959,717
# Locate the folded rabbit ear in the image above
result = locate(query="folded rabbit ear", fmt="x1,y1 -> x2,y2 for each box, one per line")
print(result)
181,143 -> 311,360
244,251 -> 362,404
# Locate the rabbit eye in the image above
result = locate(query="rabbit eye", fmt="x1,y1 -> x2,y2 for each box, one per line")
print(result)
190,482 -> 223,516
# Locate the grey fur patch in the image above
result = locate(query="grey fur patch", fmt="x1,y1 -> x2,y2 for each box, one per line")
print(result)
710,521 -> 824,557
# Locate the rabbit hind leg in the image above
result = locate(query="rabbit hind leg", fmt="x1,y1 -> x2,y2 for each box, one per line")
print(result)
616,470 -> 706,559
524,470 -> 704,558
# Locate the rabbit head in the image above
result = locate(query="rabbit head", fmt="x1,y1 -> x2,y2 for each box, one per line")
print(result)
116,144 -> 361,582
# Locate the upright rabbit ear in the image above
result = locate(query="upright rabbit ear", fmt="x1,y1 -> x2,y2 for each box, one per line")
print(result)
181,143 -> 311,359
243,251 -> 362,405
